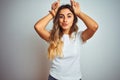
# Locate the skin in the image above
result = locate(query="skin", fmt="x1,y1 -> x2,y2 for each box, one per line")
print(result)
59,8 -> 74,34
34,0 -> 98,42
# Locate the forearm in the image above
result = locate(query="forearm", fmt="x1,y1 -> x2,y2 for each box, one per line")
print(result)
34,13 -> 53,31
77,11 -> 98,31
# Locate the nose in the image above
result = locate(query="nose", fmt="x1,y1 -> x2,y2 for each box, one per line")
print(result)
63,17 -> 67,22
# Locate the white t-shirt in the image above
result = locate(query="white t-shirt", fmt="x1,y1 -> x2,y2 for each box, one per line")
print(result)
50,31 -> 84,80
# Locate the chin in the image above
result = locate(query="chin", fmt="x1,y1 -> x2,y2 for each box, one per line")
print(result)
62,26 -> 71,30
62,27 -> 69,30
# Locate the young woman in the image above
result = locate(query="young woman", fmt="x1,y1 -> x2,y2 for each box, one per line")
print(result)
34,0 -> 98,80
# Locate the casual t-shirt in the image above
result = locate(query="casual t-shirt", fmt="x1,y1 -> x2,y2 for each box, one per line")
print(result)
50,31 -> 84,80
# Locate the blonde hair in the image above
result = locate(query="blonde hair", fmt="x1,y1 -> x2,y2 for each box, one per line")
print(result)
48,4 -> 78,60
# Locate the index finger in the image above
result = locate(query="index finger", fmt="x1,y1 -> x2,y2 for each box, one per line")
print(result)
57,0 -> 60,3
70,0 -> 75,6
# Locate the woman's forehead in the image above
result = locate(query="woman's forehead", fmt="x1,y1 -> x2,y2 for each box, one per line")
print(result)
59,8 -> 72,14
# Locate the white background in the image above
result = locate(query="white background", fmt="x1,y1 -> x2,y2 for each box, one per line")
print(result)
0,0 -> 120,80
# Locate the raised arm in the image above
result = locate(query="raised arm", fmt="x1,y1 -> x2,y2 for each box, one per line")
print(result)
34,13 -> 52,41
71,0 -> 98,42
34,0 -> 60,41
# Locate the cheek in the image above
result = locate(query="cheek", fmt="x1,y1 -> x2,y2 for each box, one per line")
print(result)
59,19 -> 63,26
69,19 -> 74,25
68,16 -> 74,23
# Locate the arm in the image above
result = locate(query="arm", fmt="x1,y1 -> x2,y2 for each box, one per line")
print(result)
77,12 -> 98,42
71,0 -> 98,42
34,0 -> 60,41
34,13 -> 53,41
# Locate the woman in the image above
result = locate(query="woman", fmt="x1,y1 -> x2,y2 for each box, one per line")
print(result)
34,0 -> 98,80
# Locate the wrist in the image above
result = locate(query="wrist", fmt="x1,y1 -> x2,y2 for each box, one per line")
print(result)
76,11 -> 82,16
49,10 -> 55,18
76,11 -> 83,17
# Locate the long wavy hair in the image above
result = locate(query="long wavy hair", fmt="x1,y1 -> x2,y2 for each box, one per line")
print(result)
48,4 -> 78,60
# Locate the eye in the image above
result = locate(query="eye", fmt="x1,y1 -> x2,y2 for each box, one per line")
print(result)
68,15 -> 72,18
59,15 -> 64,18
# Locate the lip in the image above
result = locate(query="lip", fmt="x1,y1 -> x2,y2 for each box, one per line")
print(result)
62,23 -> 68,26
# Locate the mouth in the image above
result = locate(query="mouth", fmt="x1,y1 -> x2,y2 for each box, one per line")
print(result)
62,23 -> 68,26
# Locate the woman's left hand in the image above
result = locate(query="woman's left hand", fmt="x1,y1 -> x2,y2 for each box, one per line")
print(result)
70,0 -> 81,16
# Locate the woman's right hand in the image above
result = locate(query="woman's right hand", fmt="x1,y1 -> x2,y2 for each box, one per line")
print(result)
50,0 -> 60,17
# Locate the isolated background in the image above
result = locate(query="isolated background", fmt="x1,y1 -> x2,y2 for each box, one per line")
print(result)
0,0 -> 120,80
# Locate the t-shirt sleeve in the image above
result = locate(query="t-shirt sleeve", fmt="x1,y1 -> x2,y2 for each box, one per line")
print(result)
76,31 -> 86,45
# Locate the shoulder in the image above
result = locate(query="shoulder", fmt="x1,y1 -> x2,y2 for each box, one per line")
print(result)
76,31 -> 86,44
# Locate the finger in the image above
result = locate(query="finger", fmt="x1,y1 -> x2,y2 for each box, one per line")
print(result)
57,0 -> 60,6
70,0 -> 74,6
52,2 -> 57,10
57,0 -> 60,3
74,1 -> 79,7
73,0 -> 76,6
76,2 -> 79,7
71,0 -> 75,1
71,0 -> 75,3
74,2 -> 77,7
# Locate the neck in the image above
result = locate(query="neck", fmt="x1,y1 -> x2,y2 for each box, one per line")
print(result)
63,29 -> 70,34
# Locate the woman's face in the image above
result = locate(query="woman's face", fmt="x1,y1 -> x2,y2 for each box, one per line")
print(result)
59,8 -> 74,34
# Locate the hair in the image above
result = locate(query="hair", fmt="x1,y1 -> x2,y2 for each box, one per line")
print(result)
48,4 -> 78,60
